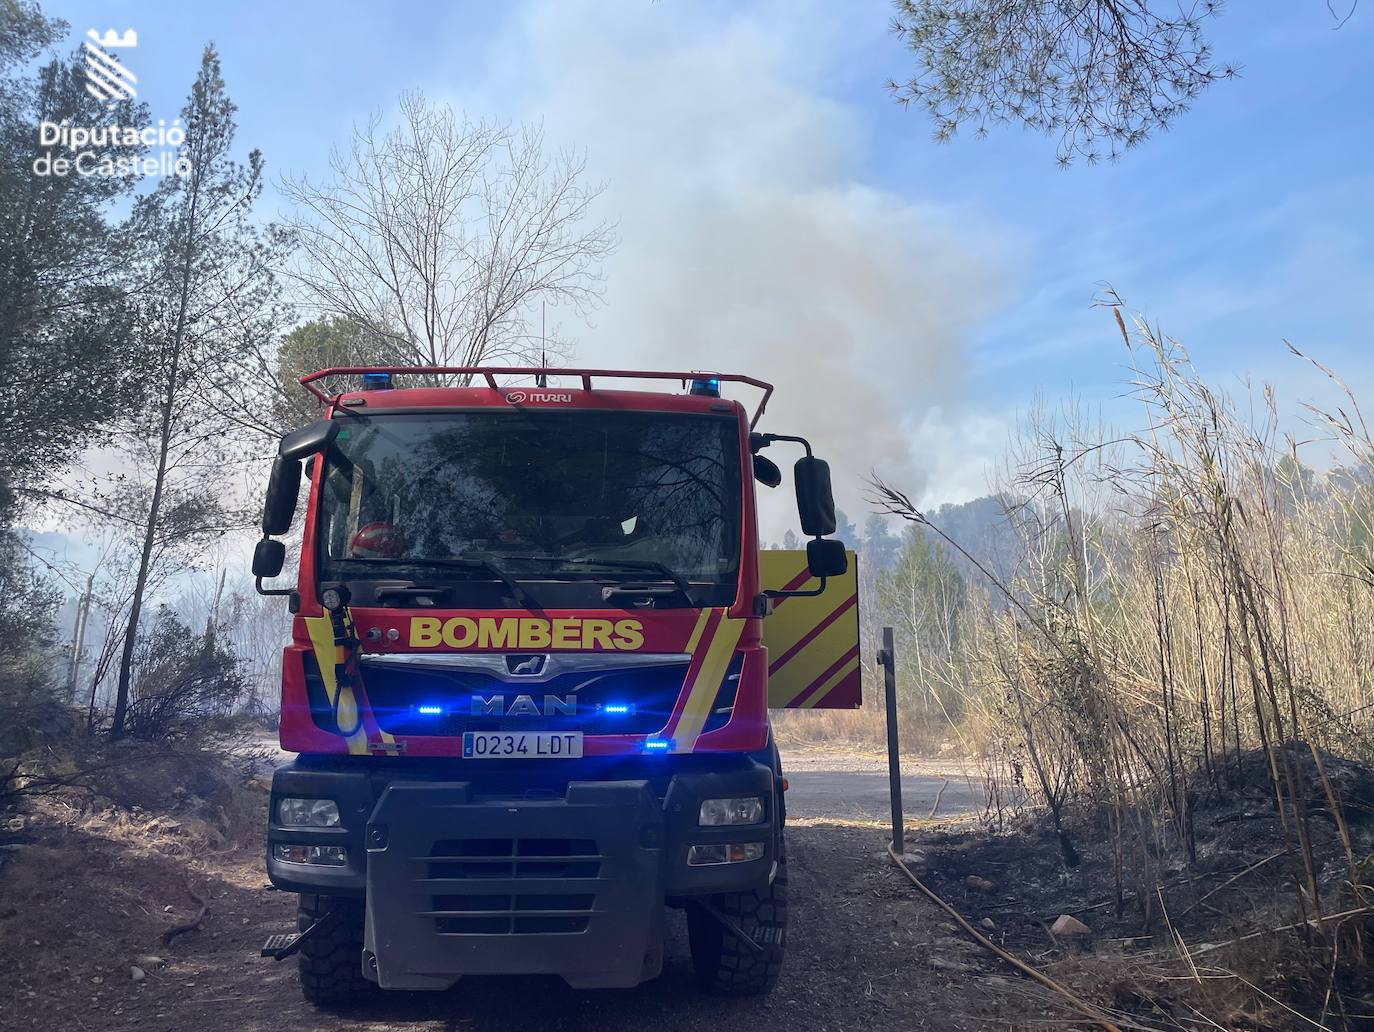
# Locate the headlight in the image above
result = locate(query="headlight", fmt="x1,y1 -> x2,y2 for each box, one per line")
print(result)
320,585 -> 350,611
698,796 -> 764,826
274,844 -> 348,866
688,842 -> 764,866
276,797 -> 341,827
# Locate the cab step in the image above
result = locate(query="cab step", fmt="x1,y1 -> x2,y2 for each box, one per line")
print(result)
260,911 -> 336,960
260,933 -> 299,959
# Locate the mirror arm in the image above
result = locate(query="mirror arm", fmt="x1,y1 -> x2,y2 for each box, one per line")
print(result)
255,575 -> 293,598
751,431 -> 813,457
764,576 -> 827,600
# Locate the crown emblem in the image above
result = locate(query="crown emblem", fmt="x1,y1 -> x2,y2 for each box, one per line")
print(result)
86,28 -> 137,48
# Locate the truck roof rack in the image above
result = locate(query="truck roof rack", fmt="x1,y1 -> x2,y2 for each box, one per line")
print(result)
298,365 -> 776,429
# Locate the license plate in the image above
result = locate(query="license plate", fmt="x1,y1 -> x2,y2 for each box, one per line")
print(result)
462,731 -> 584,759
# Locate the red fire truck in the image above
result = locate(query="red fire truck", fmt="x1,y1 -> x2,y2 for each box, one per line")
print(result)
252,367 -> 861,1003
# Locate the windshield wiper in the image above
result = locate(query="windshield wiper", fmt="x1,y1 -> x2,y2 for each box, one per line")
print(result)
556,557 -> 695,602
410,555 -> 543,609
346,555 -> 541,609
373,584 -> 450,607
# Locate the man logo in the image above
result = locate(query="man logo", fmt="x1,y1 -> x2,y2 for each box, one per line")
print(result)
83,28 -> 138,106
472,693 -> 576,717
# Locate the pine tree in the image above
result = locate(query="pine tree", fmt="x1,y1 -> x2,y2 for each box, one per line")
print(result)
108,46 -> 288,738
861,512 -> 899,571
0,2 -> 147,523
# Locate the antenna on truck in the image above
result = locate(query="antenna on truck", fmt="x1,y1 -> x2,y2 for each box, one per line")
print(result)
537,302 -> 548,388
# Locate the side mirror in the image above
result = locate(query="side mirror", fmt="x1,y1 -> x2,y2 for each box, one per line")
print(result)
794,456 -> 836,537
252,537 -> 286,579
753,454 -> 782,488
280,419 -> 339,461
262,456 -> 302,535
806,537 -> 847,578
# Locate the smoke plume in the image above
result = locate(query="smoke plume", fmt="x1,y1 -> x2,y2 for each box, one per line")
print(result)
470,0 -> 1006,536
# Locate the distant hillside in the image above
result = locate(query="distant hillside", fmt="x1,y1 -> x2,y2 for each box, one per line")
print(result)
923,495 -> 1021,591
766,495 -> 1024,599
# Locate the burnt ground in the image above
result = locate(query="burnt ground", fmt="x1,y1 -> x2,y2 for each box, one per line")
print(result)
910,746 -> 1374,1028
914,747 -> 1374,944
7,744 -> 1370,1032
0,765 -> 1081,1032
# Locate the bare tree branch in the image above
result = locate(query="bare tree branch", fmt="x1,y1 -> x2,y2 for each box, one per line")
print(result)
279,93 -> 617,381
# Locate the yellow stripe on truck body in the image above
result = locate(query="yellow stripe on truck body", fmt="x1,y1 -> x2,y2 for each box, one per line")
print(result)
759,549 -> 862,709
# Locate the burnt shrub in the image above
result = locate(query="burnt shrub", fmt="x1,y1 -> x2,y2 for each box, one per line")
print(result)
123,608 -> 246,743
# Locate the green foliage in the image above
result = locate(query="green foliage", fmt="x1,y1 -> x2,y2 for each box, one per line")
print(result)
270,315 -> 406,431
0,1 -> 60,70
926,494 -> 1020,590
832,508 -> 858,550
876,524 -> 966,716
0,0 -> 143,769
0,4 -> 148,524
878,526 -> 966,639
861,512 -> 899,571
888,0 -> 1233,164
108,44 -> 289,738
0,530 -> 62,755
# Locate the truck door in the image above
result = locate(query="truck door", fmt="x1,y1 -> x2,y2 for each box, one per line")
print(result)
759,550 -> 861,709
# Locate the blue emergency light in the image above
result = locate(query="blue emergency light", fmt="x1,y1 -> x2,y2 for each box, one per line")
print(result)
361,371 -> 393,391
599,702 -> 635,716
688,375 -> 721,397
642,737 -> 673,752
416,704 -> 444,716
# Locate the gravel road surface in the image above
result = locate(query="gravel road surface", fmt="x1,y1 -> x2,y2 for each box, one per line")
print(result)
780,752 -> 985,822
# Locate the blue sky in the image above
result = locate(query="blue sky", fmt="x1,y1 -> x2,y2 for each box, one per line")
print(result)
44,0 -> 1374,513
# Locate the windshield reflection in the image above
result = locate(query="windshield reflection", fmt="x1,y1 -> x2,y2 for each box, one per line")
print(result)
318,409 -> 743,608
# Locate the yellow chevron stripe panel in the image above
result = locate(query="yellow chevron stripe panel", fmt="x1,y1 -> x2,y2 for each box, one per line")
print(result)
304,615 -> 371,754
672,613 -> 745,751
683,608 -> 711,656
800,656 -> 860,710
759,549 -> 862,709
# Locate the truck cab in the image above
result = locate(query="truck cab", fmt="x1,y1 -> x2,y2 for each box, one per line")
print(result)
253,366 -> 860,1003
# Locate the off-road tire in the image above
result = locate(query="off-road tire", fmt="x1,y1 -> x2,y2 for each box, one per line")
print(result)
297,895 -> 376,1006
686,838 -> 788,995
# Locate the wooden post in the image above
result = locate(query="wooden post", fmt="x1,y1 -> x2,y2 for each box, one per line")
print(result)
878,626 -> 903,851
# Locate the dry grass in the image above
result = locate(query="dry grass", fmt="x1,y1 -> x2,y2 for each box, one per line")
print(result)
865,301 -> 1374,1028
773,700 -> 965,756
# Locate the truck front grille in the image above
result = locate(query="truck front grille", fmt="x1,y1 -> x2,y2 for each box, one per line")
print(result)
424,837 -> 603,935
359,656 -> 692,737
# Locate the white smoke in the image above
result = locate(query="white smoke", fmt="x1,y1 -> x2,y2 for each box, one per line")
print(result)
462,0 -> 1007,538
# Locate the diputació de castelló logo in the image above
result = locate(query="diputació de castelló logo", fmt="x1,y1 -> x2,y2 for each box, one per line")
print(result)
32,27 -> 191,179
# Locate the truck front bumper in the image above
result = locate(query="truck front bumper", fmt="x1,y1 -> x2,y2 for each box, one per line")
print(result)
267,756 -> 777,989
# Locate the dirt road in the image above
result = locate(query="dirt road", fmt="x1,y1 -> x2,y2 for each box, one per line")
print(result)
6,753 -> 1042,1032
781,754 -> 986,822
40,827 -> 1027,1032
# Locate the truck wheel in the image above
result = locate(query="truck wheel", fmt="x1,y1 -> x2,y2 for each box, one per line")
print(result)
297,895 -> 376,1006
686,838 -> 787,995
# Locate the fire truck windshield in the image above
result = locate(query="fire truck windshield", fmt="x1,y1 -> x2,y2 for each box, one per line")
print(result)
316,409 -> 743,608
